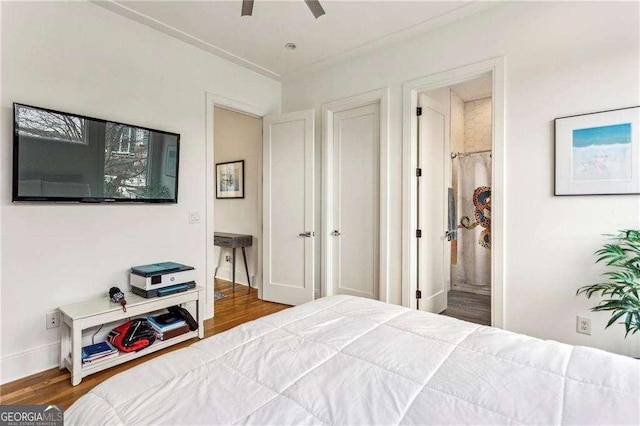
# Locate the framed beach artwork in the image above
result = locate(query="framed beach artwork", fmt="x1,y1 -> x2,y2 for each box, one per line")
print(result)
555,106 -> 639,195
216,160 -> 245,199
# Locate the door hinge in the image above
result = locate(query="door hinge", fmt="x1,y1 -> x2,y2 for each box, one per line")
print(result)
416,229 -> 422,238
416,107 -> 422,116
416,168 -> 422,177
416,289 -> 422,299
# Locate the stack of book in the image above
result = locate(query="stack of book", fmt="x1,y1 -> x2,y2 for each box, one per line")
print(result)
147,313 -> 189,341
82,341 -> 118,365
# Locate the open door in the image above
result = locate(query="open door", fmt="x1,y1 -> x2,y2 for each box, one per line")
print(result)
263,110 -> 315,305
417,94 -> 450,313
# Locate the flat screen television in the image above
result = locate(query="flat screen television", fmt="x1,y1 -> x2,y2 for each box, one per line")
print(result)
12,103 -> 180,203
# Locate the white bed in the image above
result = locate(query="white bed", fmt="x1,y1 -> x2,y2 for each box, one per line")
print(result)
66,295 -> 639,425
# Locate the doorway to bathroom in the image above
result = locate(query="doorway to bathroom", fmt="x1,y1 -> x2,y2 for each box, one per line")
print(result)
402,58 -> 505,328
418,74 -> 492,326
444,75 -> 492,325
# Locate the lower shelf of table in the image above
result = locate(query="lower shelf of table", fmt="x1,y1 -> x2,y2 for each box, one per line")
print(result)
64,330 -> 199,379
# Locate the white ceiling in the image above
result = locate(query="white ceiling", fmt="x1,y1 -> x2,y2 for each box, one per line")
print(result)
97,1 -> 496,80
450,73 -> 492,102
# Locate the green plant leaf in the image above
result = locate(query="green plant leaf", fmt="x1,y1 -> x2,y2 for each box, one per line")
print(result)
578,229 -> 640,338
625,313 -> 633,337
605,311 -> 626,328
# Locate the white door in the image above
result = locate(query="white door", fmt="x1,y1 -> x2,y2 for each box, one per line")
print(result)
329,103 -> 380,299
417,94 -> 450,313
263,110 -> 315,305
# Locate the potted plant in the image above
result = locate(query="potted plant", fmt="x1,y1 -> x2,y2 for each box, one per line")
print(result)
577,229 -> 640,336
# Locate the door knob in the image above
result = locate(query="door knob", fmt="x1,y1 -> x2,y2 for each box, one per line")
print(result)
299,232 -> 314,237
331,230 -> 341,236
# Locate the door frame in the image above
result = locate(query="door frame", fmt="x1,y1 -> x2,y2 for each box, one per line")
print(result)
401,57 -> 506,327
322,88 -> 390,302
205,92 -> 270,318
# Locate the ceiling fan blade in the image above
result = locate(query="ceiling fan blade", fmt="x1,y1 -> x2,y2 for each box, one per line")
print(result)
304,0 -> 326,19
241,0 -> 254,17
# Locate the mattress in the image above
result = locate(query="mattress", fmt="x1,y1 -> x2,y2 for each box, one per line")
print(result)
66,295 -> 639,425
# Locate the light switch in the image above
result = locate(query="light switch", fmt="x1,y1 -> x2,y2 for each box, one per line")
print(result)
189,211 -> 201,224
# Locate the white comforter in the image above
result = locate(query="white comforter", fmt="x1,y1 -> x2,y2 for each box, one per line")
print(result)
66,295 -> 639,425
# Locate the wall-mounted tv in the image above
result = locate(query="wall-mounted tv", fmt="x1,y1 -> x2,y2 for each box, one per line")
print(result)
12,103 -> 180,203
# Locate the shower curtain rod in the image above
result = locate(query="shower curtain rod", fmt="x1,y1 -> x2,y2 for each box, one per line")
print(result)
450,149 -> 492,159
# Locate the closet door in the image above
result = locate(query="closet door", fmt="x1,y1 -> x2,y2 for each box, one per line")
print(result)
329,103 -> 380,299
262,110 -> 315,305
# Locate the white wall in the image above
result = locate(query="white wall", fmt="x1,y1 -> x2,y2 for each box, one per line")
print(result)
0,2 -> 4,380
282,1 -> 640,356
213,107 -> 262,287
0,1 -> 280,384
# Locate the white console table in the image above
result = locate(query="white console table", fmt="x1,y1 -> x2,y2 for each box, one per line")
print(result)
59,287 -> 205,386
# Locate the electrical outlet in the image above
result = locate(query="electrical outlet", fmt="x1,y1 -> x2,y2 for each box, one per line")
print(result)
225,255 -> 231,263
46,311 -> 60,329
188,211 -> 201,224
577,316 -> 591,335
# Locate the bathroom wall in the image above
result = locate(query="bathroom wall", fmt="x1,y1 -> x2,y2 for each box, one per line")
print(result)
463,97 -> 492,152
451,92 -> 465,154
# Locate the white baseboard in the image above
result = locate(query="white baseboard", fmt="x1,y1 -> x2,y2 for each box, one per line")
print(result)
1,342 -> 60,385
215,264 -> 255,287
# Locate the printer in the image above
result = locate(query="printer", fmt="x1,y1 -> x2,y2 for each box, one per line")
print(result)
130,261 -> 196,298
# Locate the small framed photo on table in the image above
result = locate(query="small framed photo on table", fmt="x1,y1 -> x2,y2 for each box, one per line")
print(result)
555,106 -> 639,195
216,160 -> 244,199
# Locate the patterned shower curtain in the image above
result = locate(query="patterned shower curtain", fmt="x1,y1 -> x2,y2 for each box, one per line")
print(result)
452,152 -> 491,294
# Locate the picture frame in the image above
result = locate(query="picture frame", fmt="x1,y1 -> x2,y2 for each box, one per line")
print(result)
216,160 -> 245,199
165,145 -> 177,177
555,106 -> 639,195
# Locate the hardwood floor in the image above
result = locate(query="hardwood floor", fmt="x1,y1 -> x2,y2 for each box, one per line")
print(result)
0,279 -> 289,409
441,290 -> 491,326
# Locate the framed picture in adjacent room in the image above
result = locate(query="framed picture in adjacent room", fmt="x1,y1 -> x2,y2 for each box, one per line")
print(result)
555,106 -> 639,195
216,160 -> 244,199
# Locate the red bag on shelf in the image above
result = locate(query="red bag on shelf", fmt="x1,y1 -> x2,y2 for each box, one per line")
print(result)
108,319 -> 156,353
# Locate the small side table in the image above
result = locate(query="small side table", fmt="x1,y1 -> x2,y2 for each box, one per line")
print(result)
58,286 -> 205,386
214,232 -> 253,292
